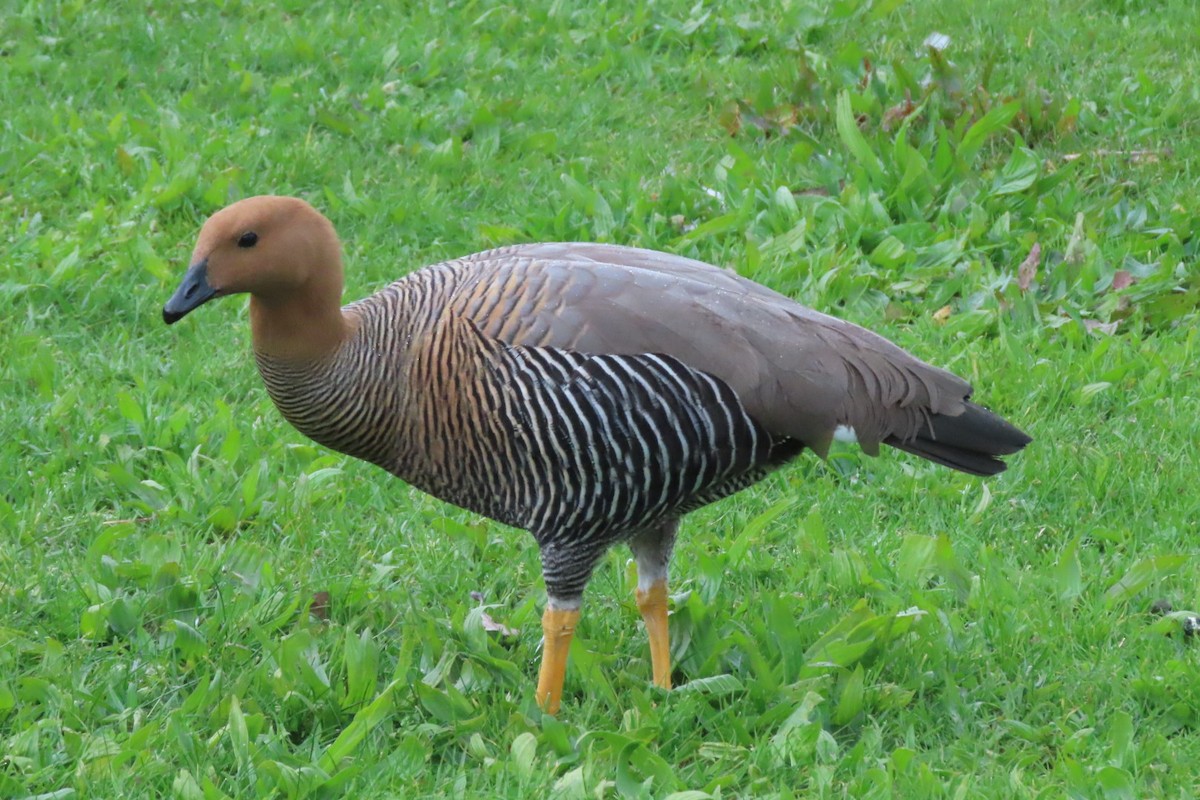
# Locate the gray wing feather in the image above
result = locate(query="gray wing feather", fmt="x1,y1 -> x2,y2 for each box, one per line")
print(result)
446,243 -> 973,457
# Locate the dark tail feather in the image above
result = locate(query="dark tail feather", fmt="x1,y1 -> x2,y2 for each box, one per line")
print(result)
885,401 -> 1032,477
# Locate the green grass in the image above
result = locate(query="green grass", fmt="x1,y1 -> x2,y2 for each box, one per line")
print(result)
3,0 -> 1199,796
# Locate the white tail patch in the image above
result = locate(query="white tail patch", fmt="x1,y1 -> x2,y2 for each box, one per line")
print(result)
833,424 -> 858,444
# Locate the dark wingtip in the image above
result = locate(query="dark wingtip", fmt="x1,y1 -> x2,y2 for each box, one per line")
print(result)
887,436 -> 1011,476
886,401 -> 1031,476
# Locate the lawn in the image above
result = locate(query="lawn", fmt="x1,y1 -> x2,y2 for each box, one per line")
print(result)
3,0 -> 1199,796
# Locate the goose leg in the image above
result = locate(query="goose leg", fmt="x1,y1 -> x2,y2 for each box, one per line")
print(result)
631,519 -> 679,690
536,600 -> 579,714
535,542 -> 598,714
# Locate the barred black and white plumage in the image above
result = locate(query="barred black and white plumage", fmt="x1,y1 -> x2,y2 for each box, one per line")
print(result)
165,196 -> 1030,713
259,298 -> 802,600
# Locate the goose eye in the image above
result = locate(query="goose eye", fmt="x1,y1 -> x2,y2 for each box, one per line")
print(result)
237,231 -> 259,248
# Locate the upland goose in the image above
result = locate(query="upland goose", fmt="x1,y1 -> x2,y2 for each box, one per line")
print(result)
164,196 -> 1030,713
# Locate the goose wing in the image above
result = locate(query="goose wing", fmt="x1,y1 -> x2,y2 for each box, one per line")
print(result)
438,243 -> 998,461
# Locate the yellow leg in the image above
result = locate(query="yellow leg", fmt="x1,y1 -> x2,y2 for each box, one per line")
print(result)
536,606 -> 579,714
636,579 -> 671,690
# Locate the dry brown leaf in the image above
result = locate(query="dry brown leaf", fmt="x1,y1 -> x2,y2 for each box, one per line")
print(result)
718,101 -> 741,137
724,100 -> 800,139
480,611 -> 519,637
1062,149 -> 1168,164
1018,242 -> 1041,292
310,591 -> 331,621
882,92 -> 916,132
1111,270 -> 1134,291
1128,150 -> 1165,164
469,591 -> 519,636
933,305 -> 953,324
1083,319 -> 1119,336
859,57 -> 873,90
767,106 -> 799,131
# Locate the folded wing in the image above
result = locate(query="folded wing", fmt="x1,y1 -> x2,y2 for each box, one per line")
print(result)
445,243 -> 1029,471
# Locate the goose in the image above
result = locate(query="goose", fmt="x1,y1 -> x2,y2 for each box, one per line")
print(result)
164,195 -> 1030,713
